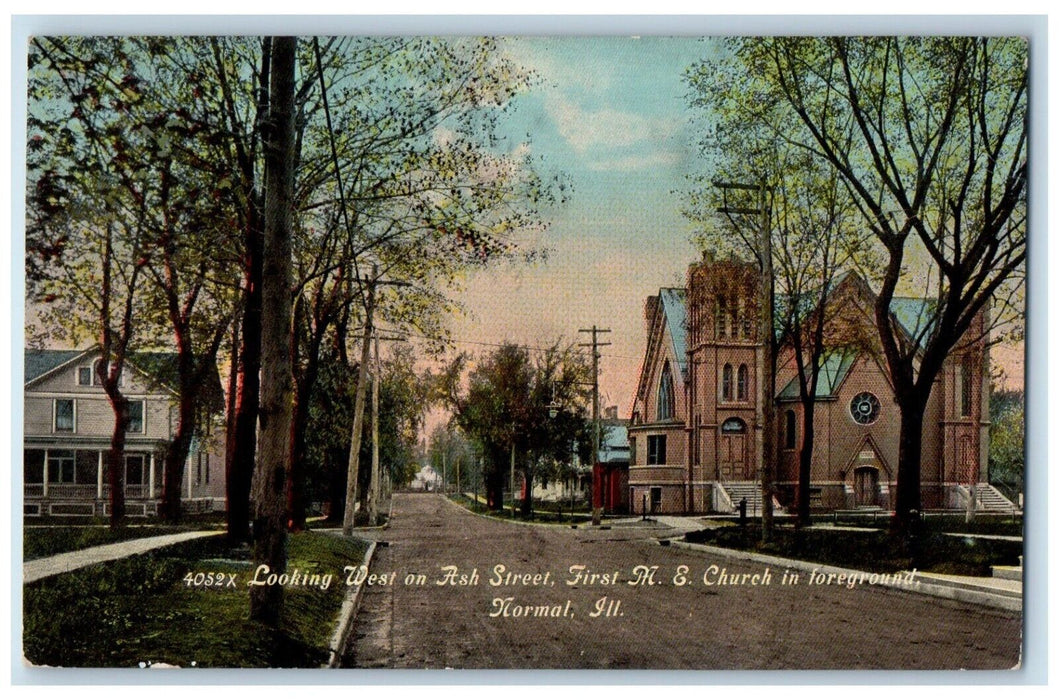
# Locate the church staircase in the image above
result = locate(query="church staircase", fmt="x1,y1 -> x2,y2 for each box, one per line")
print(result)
721,482 -> 767,516
973,483 -> 1021,514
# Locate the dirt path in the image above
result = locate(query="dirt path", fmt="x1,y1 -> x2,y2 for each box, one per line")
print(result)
344,493 -> 1021,670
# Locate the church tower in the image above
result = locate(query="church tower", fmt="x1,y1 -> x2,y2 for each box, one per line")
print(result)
685,250 -> 765,512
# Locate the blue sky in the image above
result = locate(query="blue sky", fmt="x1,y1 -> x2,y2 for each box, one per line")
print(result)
446,37 -> 721,414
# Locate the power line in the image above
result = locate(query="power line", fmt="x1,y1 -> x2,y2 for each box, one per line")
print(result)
398,331 -> 641,360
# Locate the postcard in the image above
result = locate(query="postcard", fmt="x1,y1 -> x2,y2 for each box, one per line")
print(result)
17,25 -> 1032,676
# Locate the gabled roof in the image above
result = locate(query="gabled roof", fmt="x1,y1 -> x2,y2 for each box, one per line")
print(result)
777,351 -> 857,400
24,349 -> 85,383
24,348 -> 225,414
658,288 -> 688,379
890,297 -> 938,344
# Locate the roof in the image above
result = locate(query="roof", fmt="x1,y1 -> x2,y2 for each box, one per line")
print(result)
24,348 -> 225,413
24,349 -> 84,383
598,424 -> 629,464
658,288 -> 688,379
777,351 -> 857,400
890,297 -> 938,343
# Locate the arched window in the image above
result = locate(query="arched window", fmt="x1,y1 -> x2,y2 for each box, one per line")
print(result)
722,363 -> 733,401
737,364 -> 748,401
784,409 -> 797,450
657,361 -> 675,420
721,417 -> 747,434
960,357 -> 973,417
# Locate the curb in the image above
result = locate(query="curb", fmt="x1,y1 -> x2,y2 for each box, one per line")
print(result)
665,539 -> 1022,613
446,494 -> 593,529
324,539 -> 377,668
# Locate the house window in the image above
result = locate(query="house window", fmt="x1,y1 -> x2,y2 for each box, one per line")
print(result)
650,486 -> 662,513
785,410 -> 797,450
960,358 -> 973,417
849,392 -> 881,425
737,364 -> 748,401
657,361 -> 675,420
90,362 -> 123,386
54,399 -> 75,433
128,400 -> 145,433
77,366 -> 93,386
47,450 -> 75,483
722,364 -> 733,402
647,435 -> 667,465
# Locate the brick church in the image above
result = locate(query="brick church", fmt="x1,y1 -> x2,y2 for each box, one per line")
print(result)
627,251 -> 1010,516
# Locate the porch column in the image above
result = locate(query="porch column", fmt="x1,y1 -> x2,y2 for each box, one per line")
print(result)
97,450 -> 104,499
149,452 -> 156,499
187,453 -> 194,499
42,449 -> 49,498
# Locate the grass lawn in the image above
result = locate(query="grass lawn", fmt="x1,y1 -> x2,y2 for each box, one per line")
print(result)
684,523 -> 1022,576
449,493 -> 592,524
23,530 -> 368,668
23,525 -> 213,561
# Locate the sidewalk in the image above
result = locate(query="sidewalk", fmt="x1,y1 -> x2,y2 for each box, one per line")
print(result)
23,530 -> 222,584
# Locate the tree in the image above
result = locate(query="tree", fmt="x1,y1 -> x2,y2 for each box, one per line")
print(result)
27,38 -> 174,527
685,133 -> 870,526
249,35 -> 296,627
428,423 -> 474,492
28,37 -> 248,525
694,37 -> 1027,532
439,342 -> 591,516
989,387 -> 1024,499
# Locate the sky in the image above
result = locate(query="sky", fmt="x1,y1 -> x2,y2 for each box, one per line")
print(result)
435,37 -> 718,417
432,36 -> 1025,425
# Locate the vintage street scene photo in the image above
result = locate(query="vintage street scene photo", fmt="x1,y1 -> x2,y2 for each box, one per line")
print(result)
20,33 -> 1026,670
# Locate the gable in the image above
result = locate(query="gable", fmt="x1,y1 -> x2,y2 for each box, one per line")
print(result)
777,351 -> 857,400
26,350 -> 179,397
634,289 -> 687,415
658,288 -> 688,380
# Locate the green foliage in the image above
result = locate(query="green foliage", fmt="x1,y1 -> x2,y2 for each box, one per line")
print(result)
685,524 -> 1022,577
438,341 -> 592,489
989,389 -> 1024,494
23,525 -> 193,561
23,532 -> 367,668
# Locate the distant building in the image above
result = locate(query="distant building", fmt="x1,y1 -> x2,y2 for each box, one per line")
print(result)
23,347 -> 225,518
628,252 -> 1014,515
597,406 -> 630,514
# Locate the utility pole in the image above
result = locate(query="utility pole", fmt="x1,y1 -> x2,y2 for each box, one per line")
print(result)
579,325 -> 611,526
342,266 -> 410,536
715,178 -> 775,543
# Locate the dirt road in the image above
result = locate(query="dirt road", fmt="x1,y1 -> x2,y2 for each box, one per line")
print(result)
343,493 -> 1021,670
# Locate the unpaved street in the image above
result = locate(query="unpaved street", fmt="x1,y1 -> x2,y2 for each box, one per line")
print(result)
343,493 -> 1021,670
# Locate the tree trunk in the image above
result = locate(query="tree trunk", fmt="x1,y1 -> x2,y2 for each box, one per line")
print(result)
796,401 -> 815,528
894,396 -> 927,536
520,464 -> 533,519
226,216 -> 264,542
106,397 -> 129,528
161,389 -> 196,523
249,35 -> 296,627
485,467 -> 504,511
288,298 -> 324,532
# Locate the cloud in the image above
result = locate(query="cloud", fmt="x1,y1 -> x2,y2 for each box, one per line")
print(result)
546,94 -> 680,155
